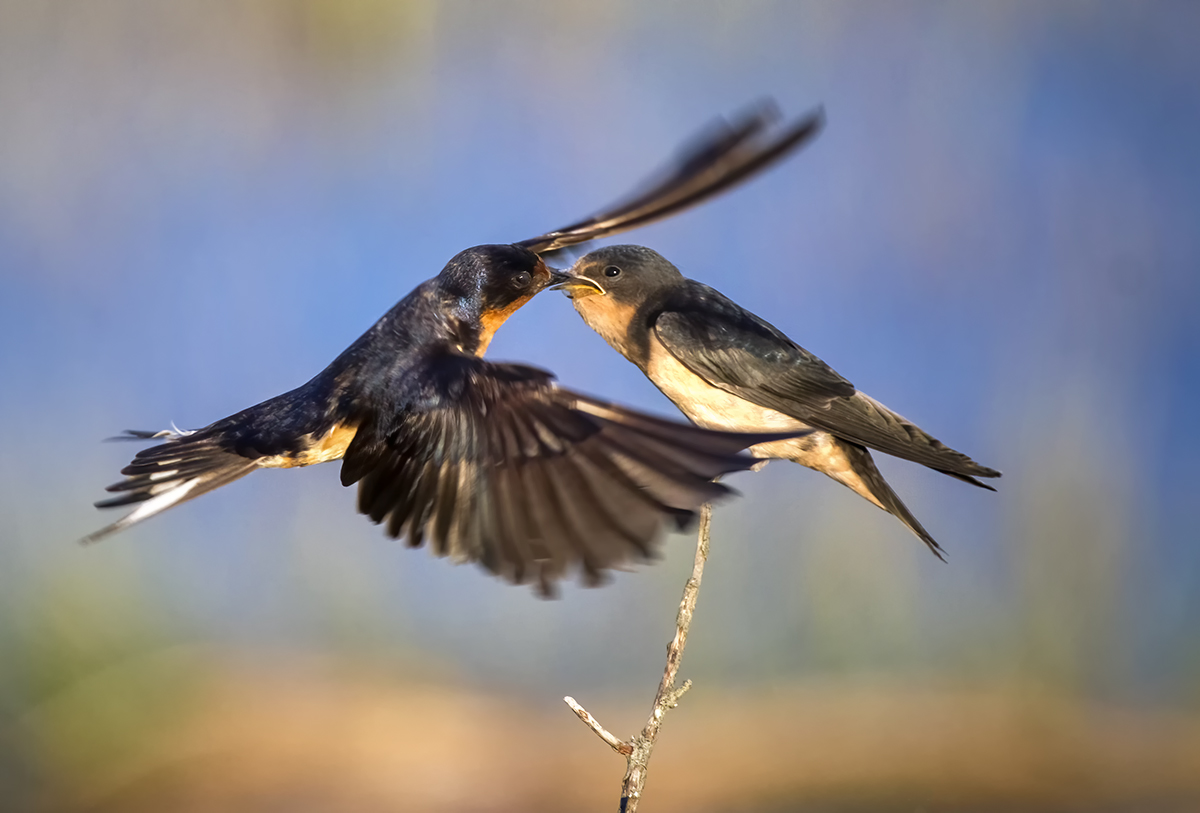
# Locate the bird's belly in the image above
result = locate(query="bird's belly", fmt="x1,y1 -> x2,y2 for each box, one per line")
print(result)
259,422 -> 358,468
646,342 -> 810,460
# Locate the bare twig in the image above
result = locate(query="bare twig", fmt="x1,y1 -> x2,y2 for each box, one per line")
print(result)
564,501 -> 714,812
564,696 -> 633,756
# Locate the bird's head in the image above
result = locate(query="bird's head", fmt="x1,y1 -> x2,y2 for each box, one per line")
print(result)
439,244 -> 558,306
548,245 -> 685,357
551,244 -> 684,306
436,244 -> 565,355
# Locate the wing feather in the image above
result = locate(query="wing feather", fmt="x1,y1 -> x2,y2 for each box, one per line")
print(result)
653,288 -> 999,482
340,354 -> 796,592
518,102 -> 825,255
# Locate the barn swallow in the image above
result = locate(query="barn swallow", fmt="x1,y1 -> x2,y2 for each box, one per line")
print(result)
555,245 -> 1001,558
88,104 -> 825,594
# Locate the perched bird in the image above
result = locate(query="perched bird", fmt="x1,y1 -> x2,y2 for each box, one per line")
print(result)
88,104 -> 825,594
556,245 -> 1000,557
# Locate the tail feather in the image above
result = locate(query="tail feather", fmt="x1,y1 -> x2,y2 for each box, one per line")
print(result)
84,428 -> 258,544
819,440 -> 946,560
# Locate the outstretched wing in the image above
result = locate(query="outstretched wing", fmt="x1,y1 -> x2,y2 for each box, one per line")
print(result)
339,353 -> 794,595
517,101 -> 825,256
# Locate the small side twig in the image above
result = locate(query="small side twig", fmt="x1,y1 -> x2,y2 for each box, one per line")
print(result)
564,695 -> 633,756
564,501 -> 714,812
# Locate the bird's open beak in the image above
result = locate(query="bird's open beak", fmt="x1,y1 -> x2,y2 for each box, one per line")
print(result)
547,269 -> 605,298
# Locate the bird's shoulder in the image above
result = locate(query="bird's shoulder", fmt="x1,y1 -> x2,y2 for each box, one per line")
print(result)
358,346 -> 558,429
651,279 -> 855,401
324,279 -> 498,403
656,279 -> 789,339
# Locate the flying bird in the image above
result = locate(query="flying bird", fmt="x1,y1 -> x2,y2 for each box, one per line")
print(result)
556,245 -> 1000,558
89,104 -> 825,594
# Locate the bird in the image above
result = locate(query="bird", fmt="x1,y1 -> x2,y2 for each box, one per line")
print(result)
88,103 -> 825,595
554,244 -> 1000,558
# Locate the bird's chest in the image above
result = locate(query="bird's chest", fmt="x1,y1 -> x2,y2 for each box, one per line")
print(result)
644,337 -> 809,436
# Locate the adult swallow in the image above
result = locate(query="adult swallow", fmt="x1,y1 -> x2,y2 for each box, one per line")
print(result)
557,245 -> 1000,558
88,104 -> 824,594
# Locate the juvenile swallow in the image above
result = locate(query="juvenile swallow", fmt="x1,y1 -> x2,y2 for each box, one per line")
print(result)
88,105 -> 824,593
557,245 -> 1000,558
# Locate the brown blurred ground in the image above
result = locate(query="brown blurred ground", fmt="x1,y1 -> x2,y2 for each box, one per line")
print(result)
11,648 -> 1199,813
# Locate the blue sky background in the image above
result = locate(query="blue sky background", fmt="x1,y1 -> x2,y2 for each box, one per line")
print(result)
1,2 -> 1199,806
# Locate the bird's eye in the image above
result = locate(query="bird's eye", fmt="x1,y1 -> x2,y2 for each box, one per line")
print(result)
604,265 -> 622,278
512,271 -> 532,288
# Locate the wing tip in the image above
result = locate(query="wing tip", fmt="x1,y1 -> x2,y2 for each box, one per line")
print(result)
79,521 -> 122,546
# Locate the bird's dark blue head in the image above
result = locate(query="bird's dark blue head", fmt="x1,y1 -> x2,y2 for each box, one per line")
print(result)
435,244 -> 567,355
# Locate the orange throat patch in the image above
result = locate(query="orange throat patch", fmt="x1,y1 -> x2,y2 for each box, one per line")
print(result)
475,293 -> 535,356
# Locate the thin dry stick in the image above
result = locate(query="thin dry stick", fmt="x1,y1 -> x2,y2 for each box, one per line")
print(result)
564,500 -> 714,812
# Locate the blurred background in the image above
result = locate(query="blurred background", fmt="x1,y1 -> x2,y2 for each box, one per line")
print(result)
2,1 -> 1199,810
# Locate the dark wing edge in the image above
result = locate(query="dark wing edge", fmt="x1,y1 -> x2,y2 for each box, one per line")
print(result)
813,394 -> 1001,486
517,101 -> 825,256
340,358 -> 801,596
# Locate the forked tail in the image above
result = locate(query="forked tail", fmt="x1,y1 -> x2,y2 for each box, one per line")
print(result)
822,440 -> 947,560
84,427 -> 258,543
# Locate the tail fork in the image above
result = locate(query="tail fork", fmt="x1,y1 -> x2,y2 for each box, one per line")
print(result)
805,439 -> 946,560
84,428 -> 258,544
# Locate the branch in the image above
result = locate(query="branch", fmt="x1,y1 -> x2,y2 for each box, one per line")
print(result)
564,501 -> 714,812
564,695 -> 632,756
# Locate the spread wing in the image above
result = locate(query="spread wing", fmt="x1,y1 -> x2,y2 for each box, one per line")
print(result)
517,101 -> 824,256
339,353 -> 792,595
653,290 -> 999,484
